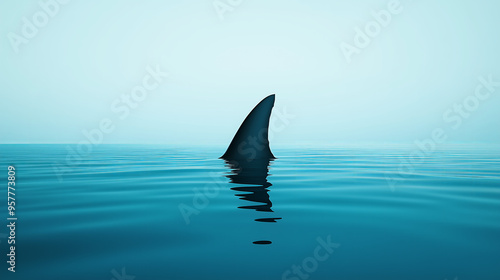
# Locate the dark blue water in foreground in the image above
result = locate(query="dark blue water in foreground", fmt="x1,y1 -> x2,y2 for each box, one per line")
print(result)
0,144 -> 499,280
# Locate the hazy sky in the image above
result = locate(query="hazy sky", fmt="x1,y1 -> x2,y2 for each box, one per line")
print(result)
1,0 -> 499,145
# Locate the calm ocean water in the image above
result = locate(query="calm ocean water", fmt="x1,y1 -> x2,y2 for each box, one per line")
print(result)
0,144 -> 499,280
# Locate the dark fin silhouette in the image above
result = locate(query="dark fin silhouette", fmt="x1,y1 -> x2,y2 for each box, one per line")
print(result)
221,94 -> 276,160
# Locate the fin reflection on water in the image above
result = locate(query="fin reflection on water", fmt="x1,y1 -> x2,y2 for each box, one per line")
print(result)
224,158 -> 281,245
220,94 -> 280,244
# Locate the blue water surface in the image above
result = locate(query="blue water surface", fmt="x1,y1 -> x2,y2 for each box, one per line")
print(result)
0,144 -> 499,280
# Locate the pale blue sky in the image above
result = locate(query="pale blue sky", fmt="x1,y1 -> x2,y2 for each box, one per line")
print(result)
1,0 -> 499,145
